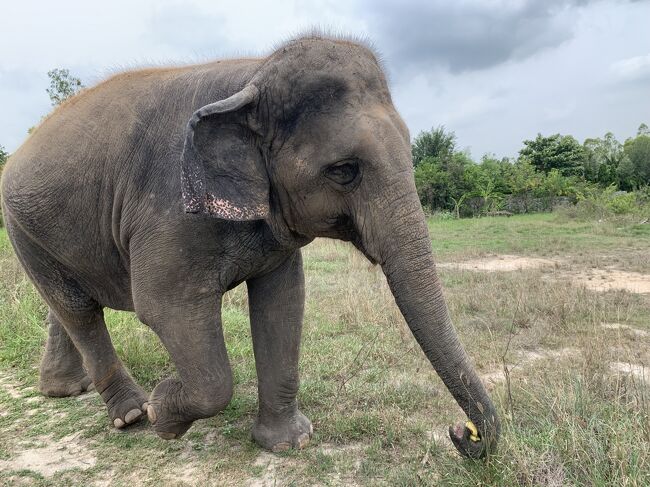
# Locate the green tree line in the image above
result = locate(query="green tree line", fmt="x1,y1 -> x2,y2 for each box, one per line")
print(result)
414,124 -> 650,216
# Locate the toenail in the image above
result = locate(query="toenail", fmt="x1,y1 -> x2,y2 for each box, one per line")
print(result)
309,424 -> 314,435
114,418 -> 125,428
297,433 -> 310,449
158,432 -> 177,440
125,409 -> 141,424
272,442 -> 291,453
147,405 -> 157,424
141,402 -> 148,412
87,383 -> 95,392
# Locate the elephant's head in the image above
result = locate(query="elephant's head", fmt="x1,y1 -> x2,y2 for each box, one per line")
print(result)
180,35 -> 500,459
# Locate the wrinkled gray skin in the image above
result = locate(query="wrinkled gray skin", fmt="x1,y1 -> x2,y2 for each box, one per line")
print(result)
1,35 -> 499,458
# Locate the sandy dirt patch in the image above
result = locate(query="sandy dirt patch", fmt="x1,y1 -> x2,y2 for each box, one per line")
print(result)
0,373 -> 23,399
438,255 -> 557,272
601,323 -> 649,338
570,269 -> 650,294
610,362 -> 648,384
441,254 -> 650,294
164,463 -> 202,486
245,444 -> 365,487
319,442 -> 364,458
246,451 -> 286,487
0,432 -> 97,477
482,347 -> 579,387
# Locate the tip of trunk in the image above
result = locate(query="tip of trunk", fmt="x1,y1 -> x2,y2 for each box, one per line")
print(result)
449,418 -> 499,459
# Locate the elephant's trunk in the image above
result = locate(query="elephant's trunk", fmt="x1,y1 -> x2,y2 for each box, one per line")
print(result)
360,189 -> 500,458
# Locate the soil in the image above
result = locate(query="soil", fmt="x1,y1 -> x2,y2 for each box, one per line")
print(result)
0,432 -> 97,477
481,348 -> 579,387
601,323 -> 649,338
567,269 -> 650,294
610,362 -> 648,384
438,255 -> 557,272
441,254 -> 650,294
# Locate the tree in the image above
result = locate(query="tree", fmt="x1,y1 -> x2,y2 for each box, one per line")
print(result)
412,126 -> 456,167
541,169 -> 574,197
414,159 -> 450,212
582,132 -> 624,185
638,123 -> 649,136
46,68 -> 84,106
519,133 -> 585,176
616,155 -> 636,191
623,134 -> 650,188
413,151 -> 474,213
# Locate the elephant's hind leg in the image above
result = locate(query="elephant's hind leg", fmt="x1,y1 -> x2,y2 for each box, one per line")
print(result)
58,307 -> 149,429
39,308 -> 93,397
7,220 -> 147,428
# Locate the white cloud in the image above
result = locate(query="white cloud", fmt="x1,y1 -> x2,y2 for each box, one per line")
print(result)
610,53 -> 650,81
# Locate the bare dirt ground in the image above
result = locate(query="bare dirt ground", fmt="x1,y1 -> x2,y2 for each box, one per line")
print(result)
0,374 -> 98,482
441,253 -> 650,294
437,255 -> 558,272
566,269 -> 650,294
0,433 -> 97,478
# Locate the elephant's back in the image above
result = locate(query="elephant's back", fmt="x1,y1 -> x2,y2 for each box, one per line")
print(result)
3,59 -> 264,292
2,65 -> 195,233
4,58 -> 263,211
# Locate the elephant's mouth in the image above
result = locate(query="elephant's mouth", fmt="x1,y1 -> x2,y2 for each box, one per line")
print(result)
329,214 -> 379,264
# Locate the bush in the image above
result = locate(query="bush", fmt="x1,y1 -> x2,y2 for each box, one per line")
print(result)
555,186 -> 649,221
607,192 -> 637,214
430,210 -> 455,221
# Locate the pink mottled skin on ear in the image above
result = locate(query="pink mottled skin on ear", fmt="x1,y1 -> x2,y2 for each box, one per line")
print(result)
204,194 -> 268,220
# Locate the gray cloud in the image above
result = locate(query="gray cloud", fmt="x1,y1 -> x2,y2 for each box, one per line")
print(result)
359,0 -> 610,74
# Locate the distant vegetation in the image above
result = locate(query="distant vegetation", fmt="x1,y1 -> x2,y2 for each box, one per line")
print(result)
45,68 -> 84,107
26,69 -> 84,135
414,124 -> 650,218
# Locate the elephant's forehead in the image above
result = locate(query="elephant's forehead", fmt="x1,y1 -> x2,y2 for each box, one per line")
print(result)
280,106 -> 408,171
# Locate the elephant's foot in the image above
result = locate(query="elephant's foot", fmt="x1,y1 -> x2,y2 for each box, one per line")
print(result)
146,378 -> 196,440
39,371 -> 93,397
95,366 -> 148,429
252,409 -> 313,452
39,346 -> 93,397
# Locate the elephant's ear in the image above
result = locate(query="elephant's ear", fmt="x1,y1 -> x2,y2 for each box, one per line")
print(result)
180,84 -> 269,220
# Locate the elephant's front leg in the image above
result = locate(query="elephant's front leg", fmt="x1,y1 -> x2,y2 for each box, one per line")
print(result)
144,295 -> 233,439
247,251 -> 312,452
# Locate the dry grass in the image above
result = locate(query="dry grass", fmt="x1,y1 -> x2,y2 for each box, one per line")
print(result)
0,213 -> 649,485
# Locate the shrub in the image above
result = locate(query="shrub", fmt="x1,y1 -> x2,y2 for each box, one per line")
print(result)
607,192 -> 637,214
555,186 -> 649,221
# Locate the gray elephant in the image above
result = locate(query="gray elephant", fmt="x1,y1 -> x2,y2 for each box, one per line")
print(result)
1,35 -> 499,458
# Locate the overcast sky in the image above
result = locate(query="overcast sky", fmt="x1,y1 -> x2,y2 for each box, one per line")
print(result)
1,0 -> 649,158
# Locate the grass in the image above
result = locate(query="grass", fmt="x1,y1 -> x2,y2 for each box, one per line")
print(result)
0,213 -> 649,486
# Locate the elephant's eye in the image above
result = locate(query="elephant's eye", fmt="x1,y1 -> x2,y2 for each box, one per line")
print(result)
324,159 -> 360,188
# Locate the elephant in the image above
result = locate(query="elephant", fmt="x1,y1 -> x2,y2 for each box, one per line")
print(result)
1,34 -> 499,458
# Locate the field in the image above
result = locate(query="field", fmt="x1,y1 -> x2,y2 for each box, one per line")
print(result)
0,213 -> 649,486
